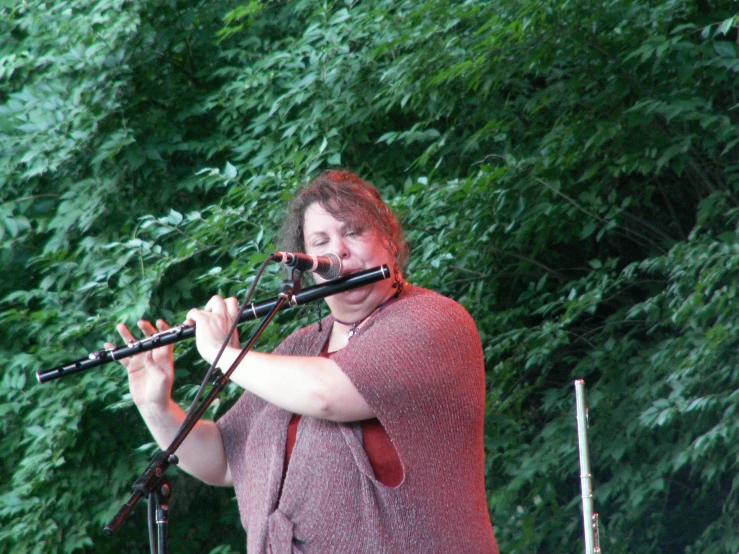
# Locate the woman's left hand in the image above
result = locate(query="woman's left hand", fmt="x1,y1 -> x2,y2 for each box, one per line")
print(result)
186,295 -> 241,365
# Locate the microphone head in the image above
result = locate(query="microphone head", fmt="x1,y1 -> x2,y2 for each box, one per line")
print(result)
320,253 -> 342,280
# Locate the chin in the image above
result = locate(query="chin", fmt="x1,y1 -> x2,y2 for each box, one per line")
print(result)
327,286 -> 372,310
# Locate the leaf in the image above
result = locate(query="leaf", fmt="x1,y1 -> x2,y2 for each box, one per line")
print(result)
719,16 -> 737,37
223,161 -> 238,180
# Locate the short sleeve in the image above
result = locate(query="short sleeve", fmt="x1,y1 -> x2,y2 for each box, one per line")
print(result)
329,289 -> 486,465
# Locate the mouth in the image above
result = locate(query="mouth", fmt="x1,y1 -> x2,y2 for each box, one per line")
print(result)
339,267 -> 363,278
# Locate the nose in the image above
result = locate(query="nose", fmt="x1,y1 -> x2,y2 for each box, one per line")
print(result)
334,237 -> 350,260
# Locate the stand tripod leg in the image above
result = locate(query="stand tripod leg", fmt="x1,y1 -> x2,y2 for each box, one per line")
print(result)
147,477 -> 171,554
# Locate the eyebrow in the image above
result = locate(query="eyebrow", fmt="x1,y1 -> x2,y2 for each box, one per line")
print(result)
304,220 -> 352,241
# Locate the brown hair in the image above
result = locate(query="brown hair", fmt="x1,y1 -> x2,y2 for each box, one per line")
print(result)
278,170 -> 408,268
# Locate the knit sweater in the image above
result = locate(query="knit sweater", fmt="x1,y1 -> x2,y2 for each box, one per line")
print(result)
216,286 -> 498,553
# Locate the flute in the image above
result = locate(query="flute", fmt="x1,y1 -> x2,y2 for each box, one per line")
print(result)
37,265 -> 390,384
575,379 -> 602,554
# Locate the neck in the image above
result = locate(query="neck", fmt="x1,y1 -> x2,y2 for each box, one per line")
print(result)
327,268 -> 406,322
332,280 -> 405,329
332,304 -> 381,328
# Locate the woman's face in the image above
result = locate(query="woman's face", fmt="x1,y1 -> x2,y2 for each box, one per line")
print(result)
302,202 -> 396,319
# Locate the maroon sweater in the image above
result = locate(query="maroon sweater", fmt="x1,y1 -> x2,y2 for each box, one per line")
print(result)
216,286 -> 498,553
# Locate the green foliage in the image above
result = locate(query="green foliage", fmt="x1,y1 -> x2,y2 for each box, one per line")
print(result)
2,0 -> 739,552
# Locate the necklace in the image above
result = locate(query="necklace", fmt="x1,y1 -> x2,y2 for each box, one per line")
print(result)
333,312 -> 374,340
333,285 -> 404,340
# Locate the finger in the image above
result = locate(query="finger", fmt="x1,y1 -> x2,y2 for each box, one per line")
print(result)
137,319 -> 158,337
103,341 -> 127,368
225,297 -> 240,321
109,332 -> 134,369
150,319 -> 175,362
116,323 -> 136,343
186,308 -> 203,324
205,295 -> 227,314
155,319 -> 171,332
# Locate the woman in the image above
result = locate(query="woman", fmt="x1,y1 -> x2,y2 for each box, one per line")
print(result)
115,171 -> 499,553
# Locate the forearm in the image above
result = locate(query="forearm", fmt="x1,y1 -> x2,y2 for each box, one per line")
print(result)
186,297 -> 373,421
218,348 -> 373,422
138,400 -> 232,486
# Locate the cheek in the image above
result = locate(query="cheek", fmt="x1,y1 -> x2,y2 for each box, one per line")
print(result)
356,241 -> 381,261
374,238 -> 395,263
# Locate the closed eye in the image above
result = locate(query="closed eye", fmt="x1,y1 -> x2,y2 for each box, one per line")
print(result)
344,227 -> 365,238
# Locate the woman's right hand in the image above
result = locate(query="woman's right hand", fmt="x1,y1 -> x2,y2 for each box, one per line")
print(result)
107,319 -> 175,410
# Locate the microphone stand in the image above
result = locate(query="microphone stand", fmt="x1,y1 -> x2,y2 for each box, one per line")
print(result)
104,272 -> 302,553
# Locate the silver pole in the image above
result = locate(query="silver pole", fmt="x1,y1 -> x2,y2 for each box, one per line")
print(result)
575,379 -> 601,554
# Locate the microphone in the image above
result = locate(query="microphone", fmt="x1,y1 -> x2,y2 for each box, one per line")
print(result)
272,252 -> 342,279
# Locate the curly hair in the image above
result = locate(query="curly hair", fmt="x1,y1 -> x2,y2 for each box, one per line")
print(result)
277,170 -> 408,268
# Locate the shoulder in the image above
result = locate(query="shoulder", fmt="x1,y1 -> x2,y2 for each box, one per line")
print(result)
378,285 -> 479,336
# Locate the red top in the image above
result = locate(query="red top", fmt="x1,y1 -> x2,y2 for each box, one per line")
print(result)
283,341 -> 403,488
